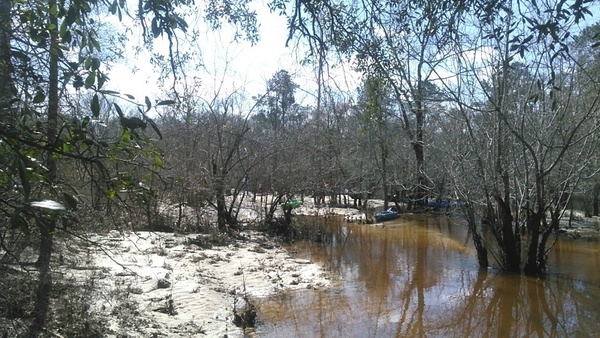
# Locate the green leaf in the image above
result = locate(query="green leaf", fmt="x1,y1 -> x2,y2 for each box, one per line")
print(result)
151,17 -> 161,38
114,103 -> 123,117
156,100 -> 176,106
63,192 -> 79,210
62,30 -> 72,44
30,200 -> 66,211
82,116 -> 90,127
59,19 -> 67,37
18,159 -> 31,199
73,75 -> 84,88
91,93 -> 100,117
85,72 -> 95,88
65,7 -> 76,26
154,155 -> 163,167
89,35 -> 101,52
176,17 -> 188,32
97,72 -> 107,89
109,0 -> 118,14
145,96 -> 152,111
10,207 -> 25,230
107,188 -> 115,199
91,57 -> 100,71
33,89 -> 45,103
145,116 -> 162,139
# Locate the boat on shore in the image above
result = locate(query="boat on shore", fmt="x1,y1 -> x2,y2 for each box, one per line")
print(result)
374,209 -> 398,222
282,199 -> 303,209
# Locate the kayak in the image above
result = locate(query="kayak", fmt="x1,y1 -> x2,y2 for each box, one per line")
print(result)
374,209 -> 398,221
282,199 -> 303,208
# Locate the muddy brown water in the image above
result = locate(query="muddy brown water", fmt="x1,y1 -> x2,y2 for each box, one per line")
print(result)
253,214 -> 600,337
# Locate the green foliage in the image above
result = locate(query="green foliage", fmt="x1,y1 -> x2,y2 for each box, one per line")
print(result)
358,75 -> 394,125
0,0 -> 178,258
205,0 -> 259,43
254,70 -> 299,131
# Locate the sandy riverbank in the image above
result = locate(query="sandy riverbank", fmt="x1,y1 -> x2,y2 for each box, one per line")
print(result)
58,230 -> 332,337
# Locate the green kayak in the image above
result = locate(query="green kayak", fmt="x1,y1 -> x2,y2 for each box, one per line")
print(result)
282,199 -> 303,208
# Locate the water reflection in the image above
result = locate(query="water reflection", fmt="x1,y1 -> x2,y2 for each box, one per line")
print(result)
255,215 -> 600,337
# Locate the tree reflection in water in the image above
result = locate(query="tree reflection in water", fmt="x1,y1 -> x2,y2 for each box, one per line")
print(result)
254,215 -> 600,337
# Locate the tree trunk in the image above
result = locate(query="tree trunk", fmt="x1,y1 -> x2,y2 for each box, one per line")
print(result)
536,224 -> 554,273
497,196 -> 520,272
412,110 -> 426,208
29,221 -> 54,338
523,211 -> 542,275
0,0 -> 13,113
380,142 -> 389,210
212,161 -> 230,232
30,2 -> 58,335
593,183 -> 600,216
264,194 -> 281,227
465,203 -> 489,269
281,205 -> 293,235
215,185 -> 228,232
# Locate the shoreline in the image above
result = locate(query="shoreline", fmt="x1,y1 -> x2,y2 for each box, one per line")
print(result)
2,197 -> 598,337
60,230 -> 331,337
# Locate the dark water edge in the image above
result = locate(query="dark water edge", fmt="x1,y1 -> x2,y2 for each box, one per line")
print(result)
253,215 -> 600,337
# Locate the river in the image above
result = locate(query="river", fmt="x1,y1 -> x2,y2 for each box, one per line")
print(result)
253,214 -> 600,337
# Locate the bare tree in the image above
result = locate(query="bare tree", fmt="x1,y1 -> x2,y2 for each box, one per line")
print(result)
442,1 -> 600,274
285,0 -> 463,208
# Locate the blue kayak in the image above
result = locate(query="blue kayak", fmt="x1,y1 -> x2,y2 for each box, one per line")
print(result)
374,209 -> 398,222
